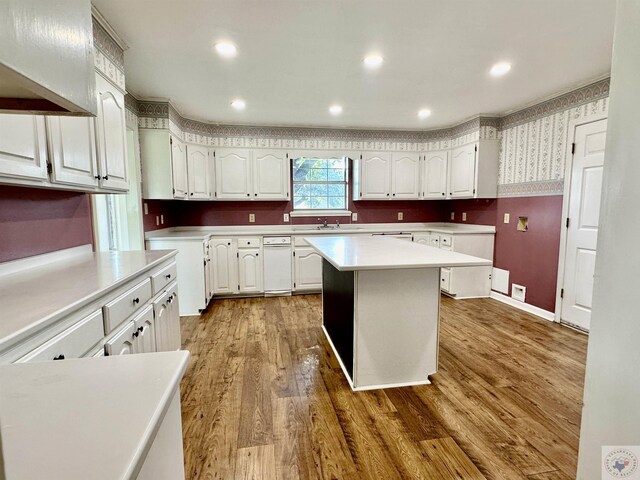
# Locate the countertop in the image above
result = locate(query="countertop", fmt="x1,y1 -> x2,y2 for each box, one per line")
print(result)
0,249 -> 177,352
0,351 -> 190,480
145,222 -> 496,241
305,235 -> 493,271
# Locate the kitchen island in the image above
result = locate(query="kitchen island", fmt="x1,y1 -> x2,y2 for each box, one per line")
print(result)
305,235 -> 492,390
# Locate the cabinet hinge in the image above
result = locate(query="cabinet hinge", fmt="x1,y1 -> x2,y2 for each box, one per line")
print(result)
473,188 -> 476,194
170,137 -> 173,145
238,284 -> 240,290
294,282 -> 296,288
474,145 -> 478,152
560,288 -> 564,298
360,155 -> 362,160
236,252 -> 239,258
172,188 -> 175,194
46,162 -> 52,174
293,251 -> 296,257
571,143 -> 576,155
566,217 -> 570,228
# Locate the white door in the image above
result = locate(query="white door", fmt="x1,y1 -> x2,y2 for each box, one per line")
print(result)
561,118 -> 607,331
359,153 -> 391,199
211,239 -> 239,294
449,144 -> 476,198
294,246 -> 323,291
105,321 -> 136,356
253,150 -> 289,200
0,114 -> 48,181
423,151 -> 448,199
171,138 -> 188,198
186,144 -> 210,199
238,248 -> 263,293
95,74 -> 129,191
391,153 -> 420,199
47,116 -> 99,188
215,149 -> 252,199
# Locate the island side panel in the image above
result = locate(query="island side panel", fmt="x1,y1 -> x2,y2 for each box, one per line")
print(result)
321,259 -> 355,381
354,267 -> 440,390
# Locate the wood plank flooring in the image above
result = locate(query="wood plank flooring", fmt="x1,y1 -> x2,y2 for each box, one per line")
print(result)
180,294 -> 587,479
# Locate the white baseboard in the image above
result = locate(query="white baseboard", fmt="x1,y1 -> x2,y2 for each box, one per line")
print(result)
489,291 -> 555,322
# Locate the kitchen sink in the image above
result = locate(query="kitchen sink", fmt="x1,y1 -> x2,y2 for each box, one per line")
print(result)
291,225 -> 362,231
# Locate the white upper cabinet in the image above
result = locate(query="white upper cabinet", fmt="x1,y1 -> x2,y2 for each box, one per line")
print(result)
171,138 -> 188,198
215,149 -> 252,199
391,153 -> 420,199
95,74 -> 128,191
0,114 -> 48,182
238,248 -> 263,293
423,151 -> 448,199
46,116 -> 99,188
253,150 -> 290,200
214,148 -> 290,201
356,153 -> 391,199
449,143 -> 476,198
186,145 -> 211,199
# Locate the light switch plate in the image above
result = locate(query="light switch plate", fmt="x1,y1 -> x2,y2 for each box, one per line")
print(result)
462,212 -> 467,221
283,213 -> 290,222
398,212 -> 403,221
249,213 -> 255,223
160,214 -> 164,224
450,212 -> 455,220
504,213 -> 510,223
143,203 -> 148,215
352,212 -> 358,222
155,216 -> 160,226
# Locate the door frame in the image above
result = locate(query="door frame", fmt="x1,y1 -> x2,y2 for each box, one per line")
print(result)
554,111 -> 608,323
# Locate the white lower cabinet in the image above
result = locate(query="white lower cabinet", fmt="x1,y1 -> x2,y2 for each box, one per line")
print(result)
238,247 -> 263,293
106,320 -> 136,356
153,283 -> 181,352
293,246 -> 323,291
132,305 -> 156,354
210,238 -> 239,294
412,233 -> 430,246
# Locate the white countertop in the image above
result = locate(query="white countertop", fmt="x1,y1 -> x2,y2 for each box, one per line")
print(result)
145,222 -> 496,241
0,249 -> 176,352
0,351 -> 189,480
305,235 -> 493,271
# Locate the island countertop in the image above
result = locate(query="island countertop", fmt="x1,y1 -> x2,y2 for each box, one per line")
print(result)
304,235 -> 493,271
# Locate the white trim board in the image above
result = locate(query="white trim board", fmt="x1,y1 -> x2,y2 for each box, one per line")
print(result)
490,291 -> 555,322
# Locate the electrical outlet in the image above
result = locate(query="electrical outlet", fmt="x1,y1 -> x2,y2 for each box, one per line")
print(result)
283,213 -> 290,222
143,203 -> 149,215
160,214 -> 164,224
462,212 -> 467,221
352,212 -> 358,222
155,216 -> 160,226
249,213 -> 255,223
450,212 -> 455,220
397,212 -> 404,221
504,213 -> 510,223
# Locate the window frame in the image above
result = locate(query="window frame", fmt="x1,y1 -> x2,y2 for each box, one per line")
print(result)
291,155 -> 351,215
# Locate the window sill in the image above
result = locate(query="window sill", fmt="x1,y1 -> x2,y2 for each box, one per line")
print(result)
290,209 -> 352,218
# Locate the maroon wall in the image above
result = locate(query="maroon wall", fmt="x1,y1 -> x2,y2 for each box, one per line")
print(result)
449,195 -> 563,312
0,186 -> 93,263
143,200 -> 177,232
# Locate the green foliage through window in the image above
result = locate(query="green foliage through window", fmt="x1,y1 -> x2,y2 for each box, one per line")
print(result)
293,157 -> 347,210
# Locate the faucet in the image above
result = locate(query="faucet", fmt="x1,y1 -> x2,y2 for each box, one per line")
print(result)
318,217 -> 328,228
336,219 -> 340,229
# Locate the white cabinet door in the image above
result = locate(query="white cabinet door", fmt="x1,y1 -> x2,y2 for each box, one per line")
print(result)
215,149 -> 252,199
0,114 -> 48,181
449,144 -> 476,198
423,151 -> 448,199
47,116 -> 99,188
106,320 -> 136,356
391,153 -> 420,199
238,248 -> 263,293
413,233 -> 430,246
165,286 -> 182,351
171,138 -> 188,198
253,150 -> 289,200
294,246 -> 323,291
210,239 -> 239,294
359,153 -> 391,199
187,144 -> 210,199
95,75 -> 128,191
133,306 -> 156,354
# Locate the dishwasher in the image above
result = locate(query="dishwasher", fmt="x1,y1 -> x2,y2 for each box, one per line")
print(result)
263,236 -> 293,296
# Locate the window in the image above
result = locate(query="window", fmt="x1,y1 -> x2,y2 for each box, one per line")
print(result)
292,157 -> 348,210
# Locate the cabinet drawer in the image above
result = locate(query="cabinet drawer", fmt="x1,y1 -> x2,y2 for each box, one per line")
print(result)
429,235 -> 440,247
294,236 -> 310,247
440,245 -> 453,251
238,237 -> 261,248
18,310 -> 104,363
103,278 -> 152,333
440,234 -> 453,247
151,262 -> 177,295
440,268 -> 451,292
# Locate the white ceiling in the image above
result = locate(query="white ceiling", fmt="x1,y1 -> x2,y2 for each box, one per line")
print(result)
93,0 -> 616,130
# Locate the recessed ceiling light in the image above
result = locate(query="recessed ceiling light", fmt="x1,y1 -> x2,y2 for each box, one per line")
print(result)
215,42 -> 237,58
329,105 -> 343,115
418,109 -> 432,119
231,99 -> 246,110
490,62 -> 512,77
363,54 -> 384,69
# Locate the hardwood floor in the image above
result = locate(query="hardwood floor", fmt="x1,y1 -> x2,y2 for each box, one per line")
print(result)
179,294 -> 587,479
